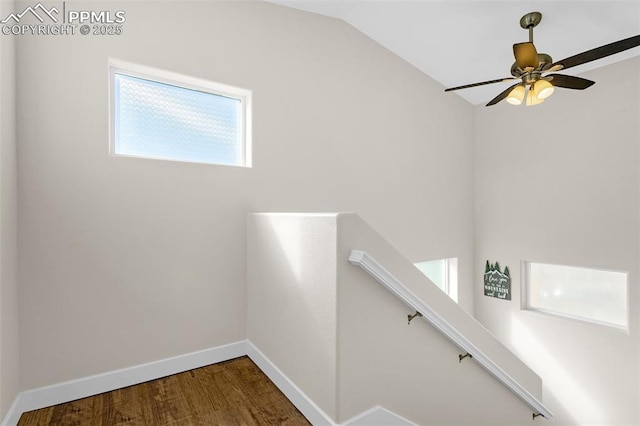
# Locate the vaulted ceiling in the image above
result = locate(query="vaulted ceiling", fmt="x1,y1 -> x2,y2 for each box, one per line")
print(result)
269,1 -> 640,105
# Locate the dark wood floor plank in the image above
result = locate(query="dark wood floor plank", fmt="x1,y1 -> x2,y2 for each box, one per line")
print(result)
48,396 -> 100,426
18,356 -> 310,426
102,383 -> 151,425
147,375 -> 193,425
15,407 -> 54,426
173,369 -> 218,425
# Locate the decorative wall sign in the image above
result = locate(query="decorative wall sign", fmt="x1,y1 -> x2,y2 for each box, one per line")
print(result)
484,261 -> 511,300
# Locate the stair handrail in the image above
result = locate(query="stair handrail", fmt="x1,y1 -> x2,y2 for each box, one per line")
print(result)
348,249 -> 553,419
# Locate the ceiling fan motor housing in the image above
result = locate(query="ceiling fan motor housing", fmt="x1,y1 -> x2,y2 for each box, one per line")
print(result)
510,53 -> 553,77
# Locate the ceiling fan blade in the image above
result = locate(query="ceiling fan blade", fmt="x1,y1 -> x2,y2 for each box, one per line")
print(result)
444,77 -> 517,92
513,42 -> 539,69
547,74 -> 595,90
486,82 -> 522,106
550,34 -> 640,71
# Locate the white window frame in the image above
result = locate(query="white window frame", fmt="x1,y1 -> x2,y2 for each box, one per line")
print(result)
522,261 -> 629,331
108,58 -> 252,167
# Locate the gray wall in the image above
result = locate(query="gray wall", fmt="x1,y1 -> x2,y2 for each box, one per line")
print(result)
248,213 -> 339,420
16,1 -> 474,390
335,213 -> 541,424
473,57 -> 640,424
247,212 -> 543,424
0,0 -> 20,420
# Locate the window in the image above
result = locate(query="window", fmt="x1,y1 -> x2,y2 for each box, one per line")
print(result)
415,258 -> 458,302
109,59 -> 251,167
524,261 -> 628,330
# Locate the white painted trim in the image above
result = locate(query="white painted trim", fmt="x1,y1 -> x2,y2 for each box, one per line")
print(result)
249,212 -> 342,217
107,57 -> 252,168
1,395 -> 22,426
342,405 -> 416,425
348,250 -> 554,419
2,341 -> 247,426
246,341 -> 336,426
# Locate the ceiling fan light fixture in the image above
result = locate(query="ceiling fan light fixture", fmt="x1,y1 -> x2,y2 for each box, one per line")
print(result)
534,79 -> 555,99
506,85 -> 525,105
526,87 -> 544,106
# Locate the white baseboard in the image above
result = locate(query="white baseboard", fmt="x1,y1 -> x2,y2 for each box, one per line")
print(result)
245,341 -> 336,426
342,406 -> 416,425
2,339 -> 382,426
1,340 -> 247,426
1,396 -> 21,426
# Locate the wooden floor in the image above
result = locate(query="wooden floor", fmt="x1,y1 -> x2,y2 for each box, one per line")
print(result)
18,356 -> 311,426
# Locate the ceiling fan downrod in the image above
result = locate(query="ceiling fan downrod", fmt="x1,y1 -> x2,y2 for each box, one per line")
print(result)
520,11 -> 542,43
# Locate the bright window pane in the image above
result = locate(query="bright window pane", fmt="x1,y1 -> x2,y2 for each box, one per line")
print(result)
526,262 -> 628,329
415,258 -> 458,302
415,259 -> 447,291
114,73 -> 245,166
